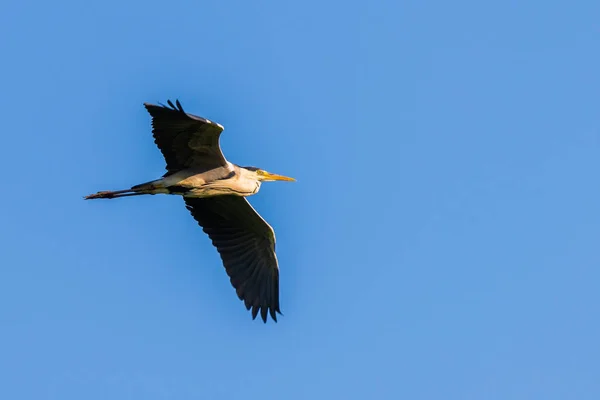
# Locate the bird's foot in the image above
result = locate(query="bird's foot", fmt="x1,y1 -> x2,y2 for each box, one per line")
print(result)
84,191 -> 116,200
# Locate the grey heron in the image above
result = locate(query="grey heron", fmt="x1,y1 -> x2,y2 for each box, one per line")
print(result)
85,100 -> 295,323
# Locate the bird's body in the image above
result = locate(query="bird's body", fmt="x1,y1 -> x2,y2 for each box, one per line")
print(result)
85,100 -> 294,323
129,163 -> 262,198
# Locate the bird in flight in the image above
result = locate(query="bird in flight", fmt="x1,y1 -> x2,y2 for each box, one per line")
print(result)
85,99 -> 295,323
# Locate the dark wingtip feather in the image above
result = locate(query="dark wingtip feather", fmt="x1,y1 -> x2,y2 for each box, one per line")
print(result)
269,307 -> 278,322
144,101 -> 172,113
251,305 -> 259,320
144,99 -> 186,115
260,307 -> 268,323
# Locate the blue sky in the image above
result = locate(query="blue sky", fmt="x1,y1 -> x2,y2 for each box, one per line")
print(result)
1,0 -> 599,398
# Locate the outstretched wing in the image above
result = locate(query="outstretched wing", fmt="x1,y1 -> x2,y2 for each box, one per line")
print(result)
184,195 -> 282,323
144,99 -> 227,174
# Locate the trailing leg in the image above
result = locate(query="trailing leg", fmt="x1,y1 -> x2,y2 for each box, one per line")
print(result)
83,189 -> 146,200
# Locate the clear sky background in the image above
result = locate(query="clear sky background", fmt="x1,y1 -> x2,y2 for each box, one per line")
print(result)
1,1 -> 598,399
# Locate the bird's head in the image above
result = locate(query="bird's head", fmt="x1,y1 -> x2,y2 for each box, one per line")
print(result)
243,166 -> 296,182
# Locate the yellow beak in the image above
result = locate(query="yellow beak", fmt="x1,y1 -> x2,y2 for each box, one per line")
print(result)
263,172 -> 296,182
